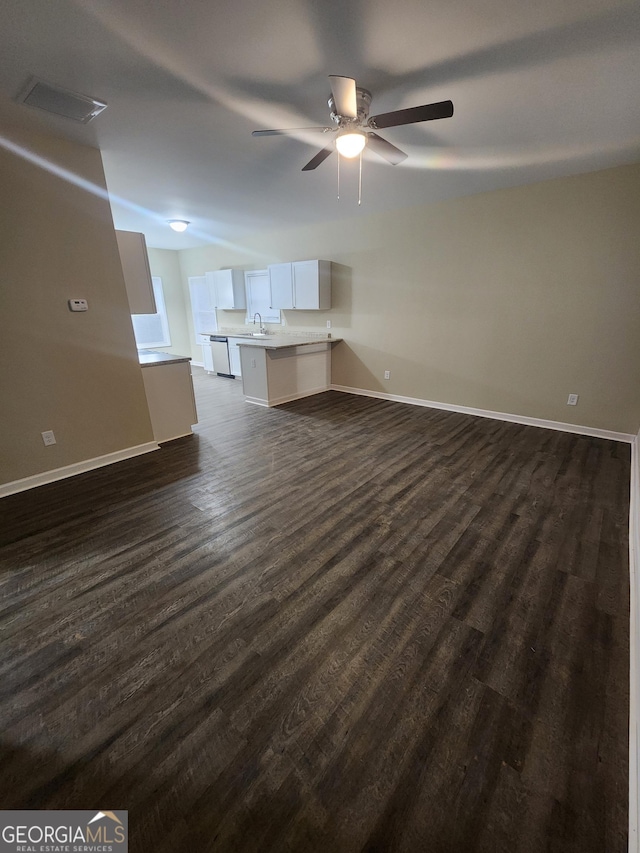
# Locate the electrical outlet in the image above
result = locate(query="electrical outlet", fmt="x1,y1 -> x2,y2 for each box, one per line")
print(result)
384,370 -> 391,380
326,320 -> 331,329
41,430 -> 56,446
567,393 -> 579,406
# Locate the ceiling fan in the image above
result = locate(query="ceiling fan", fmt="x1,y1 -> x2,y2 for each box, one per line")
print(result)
252,75 -> 453,171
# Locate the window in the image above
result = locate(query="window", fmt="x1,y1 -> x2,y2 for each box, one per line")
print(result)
245,269 -> 281,325
132,277 -> 172,349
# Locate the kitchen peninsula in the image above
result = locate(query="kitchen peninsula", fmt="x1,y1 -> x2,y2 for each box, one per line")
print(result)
236,335 -> 341,407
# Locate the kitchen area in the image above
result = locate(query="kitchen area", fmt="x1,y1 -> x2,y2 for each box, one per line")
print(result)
119,231 -> 341,441
192,259 -> 341,408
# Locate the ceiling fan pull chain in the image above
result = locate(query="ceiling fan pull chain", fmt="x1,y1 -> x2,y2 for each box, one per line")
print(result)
337,151 -> 340,200
358,150 -> 362,206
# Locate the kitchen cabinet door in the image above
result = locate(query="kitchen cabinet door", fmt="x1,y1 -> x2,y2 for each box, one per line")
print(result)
269,260 -> 331,309
115,230 -> 156,314
227,340 -> 242,376
268,263 -> 294,309
292,260 -> 331,309
202,343 -> 214,373
205,269 -> 246,309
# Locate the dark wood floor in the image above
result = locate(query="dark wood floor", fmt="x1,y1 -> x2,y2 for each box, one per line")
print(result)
0,369 -> 631,852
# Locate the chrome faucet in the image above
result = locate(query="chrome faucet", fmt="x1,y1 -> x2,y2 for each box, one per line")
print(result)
253,312 -> 267,334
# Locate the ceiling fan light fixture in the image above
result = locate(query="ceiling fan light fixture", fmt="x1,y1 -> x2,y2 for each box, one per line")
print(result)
168,219 -> 190,232
335,131 -> 366,159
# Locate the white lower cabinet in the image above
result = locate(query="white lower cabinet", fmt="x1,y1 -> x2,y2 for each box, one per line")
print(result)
202,342 -> 214,373
141,361 -> 198,442
227,338 -> 243,376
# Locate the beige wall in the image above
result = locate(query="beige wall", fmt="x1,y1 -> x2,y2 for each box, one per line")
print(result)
177,163 -> 640,434
0,124 -> 153,487
1,132 -> 636,493
147,247 -> 191,357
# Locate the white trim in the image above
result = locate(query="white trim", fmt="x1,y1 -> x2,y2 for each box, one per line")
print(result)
329,385 -> 635,444
245,386 -> 330,408
630,430 -> 640,853
0,441 -> 160,498
157,430 -> 194,443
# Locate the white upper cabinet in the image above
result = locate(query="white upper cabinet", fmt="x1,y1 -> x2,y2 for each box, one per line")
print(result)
293,260 -> 331,309
115,230 -> 156,314
268,263 -> 295,309
205,269 -> 246,309
268,260 -> 331,310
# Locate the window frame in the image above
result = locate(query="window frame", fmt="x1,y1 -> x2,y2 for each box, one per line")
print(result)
244,269 -> 281,325
131,276 -> 172,350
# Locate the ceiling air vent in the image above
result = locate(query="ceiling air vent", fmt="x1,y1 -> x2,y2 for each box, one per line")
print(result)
15,76 -> 107,123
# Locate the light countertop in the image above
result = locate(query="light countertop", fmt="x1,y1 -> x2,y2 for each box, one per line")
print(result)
231,335 -> 340,350
200,331 -> 340,349
139,350 -> 192,367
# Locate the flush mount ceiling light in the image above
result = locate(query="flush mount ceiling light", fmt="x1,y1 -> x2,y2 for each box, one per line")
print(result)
335,130 -> 366,159
168,220 -> 190,232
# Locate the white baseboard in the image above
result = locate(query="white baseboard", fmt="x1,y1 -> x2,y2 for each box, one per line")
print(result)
630,432 -> 639,853
245,385 -> 331,408
330,384 -> 635,444
0,441 -> 160,498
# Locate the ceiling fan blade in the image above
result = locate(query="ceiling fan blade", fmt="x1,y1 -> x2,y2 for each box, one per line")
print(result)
252,126 -> 332,136
301,146 -> 334,171
368,99 -> 454,130
366,133 -> 408,165
328,75 -> 357,118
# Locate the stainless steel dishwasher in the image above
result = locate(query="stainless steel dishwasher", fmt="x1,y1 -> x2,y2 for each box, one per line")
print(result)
209,335 -> 234,378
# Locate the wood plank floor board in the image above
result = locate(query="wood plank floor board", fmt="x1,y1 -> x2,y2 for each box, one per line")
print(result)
0,371 -> 630,851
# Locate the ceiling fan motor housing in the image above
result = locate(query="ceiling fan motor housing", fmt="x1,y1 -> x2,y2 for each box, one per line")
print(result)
328,87 -> 372,128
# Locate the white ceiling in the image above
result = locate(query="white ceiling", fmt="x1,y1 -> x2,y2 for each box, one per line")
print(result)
1,0 -> 639,250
